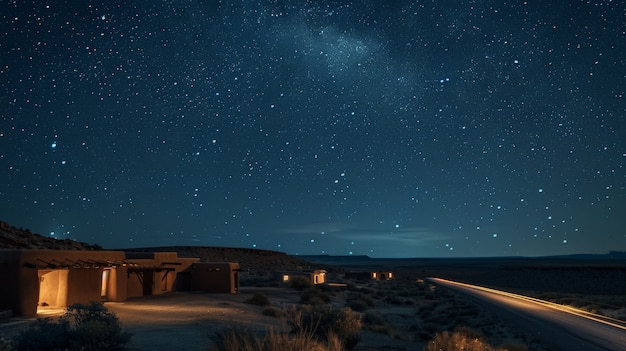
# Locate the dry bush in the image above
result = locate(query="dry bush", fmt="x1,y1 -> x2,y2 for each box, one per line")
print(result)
347,285 -> 375,295
424,327 -> 493,351
300,287 -> 331,305
262,306 -> 283,317
246,291 -> 270,306
346,299 -> 369,312
290,276 -> 312,290
12,302 -> 131,351
362,311 -> 386,330
346,292 -> 375,311
209,327 -> 342,351
286,305 -> 362,350
0,336 -> 13,351
424,326 -> 527,351
385,295 -> 405,305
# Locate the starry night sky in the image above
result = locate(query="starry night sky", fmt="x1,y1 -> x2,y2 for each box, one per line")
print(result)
1,1 -> 625,257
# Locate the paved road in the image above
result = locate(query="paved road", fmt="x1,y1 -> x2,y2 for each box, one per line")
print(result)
428,278 -> 626,351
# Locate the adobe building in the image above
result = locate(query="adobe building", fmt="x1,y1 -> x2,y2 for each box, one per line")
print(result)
124,251 -> 199,298
345,270 -> 393,281
182,262 -> 241,293
371,271 -> 393,280
0,249 -> 239,317
277,269 -> 326,285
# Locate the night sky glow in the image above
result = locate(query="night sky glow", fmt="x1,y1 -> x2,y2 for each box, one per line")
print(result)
1,1 -> 625,257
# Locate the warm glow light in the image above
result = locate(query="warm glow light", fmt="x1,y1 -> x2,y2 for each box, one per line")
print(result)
101,269 -> 110,297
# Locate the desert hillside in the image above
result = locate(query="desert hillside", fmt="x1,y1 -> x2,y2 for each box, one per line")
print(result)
123,246 -> 331,273
0,220 -> 325,272
0,220 -> 101,250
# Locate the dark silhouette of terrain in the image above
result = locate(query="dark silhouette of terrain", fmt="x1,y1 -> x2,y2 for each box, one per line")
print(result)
0,220 -> 327,272
0,220 -> 101,250
124,246 -> 331,273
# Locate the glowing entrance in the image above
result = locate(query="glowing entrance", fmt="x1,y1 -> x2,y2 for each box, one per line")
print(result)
101,269 -> 110,298
38,269 -> 69,309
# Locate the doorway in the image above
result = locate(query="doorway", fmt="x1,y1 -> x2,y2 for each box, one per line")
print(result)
38,269 -> 68,309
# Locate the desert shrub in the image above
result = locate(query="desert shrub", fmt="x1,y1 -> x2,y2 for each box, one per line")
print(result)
424,329 -> 490,351
209,327 -> 342,351
246,291 -> 271,306
347,292 -> 375,306
290,276 -> 312,290
348,285 -> 375,295
64,302 -> 131,350
423,326 -> 520,351
13,318 -> 71,351
346,299 -> 369,312
375,289 -> 388,298
13,302 -> 131,351
398,289 -> 411,297
362,311 -> 390,335
209,327 -> 260,351
301,287 -> 331,305
262,306 -> 283,317
287,305 -> 362,350
346,290 -> 374,311
417,303 -> 436,317
0,336 -> 13,351
362,311 -> 386,327
385,295 -> 404,305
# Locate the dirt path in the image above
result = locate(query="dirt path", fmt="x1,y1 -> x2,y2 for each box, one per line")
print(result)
106,288 -> 295,351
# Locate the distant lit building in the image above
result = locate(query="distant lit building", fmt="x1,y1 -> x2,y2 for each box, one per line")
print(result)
276,269 -> 327,285
345,270 -> 393,281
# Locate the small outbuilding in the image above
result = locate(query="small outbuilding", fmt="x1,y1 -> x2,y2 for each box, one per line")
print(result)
345,270 -> 393,281
371,271 -> 393,280
277,269 -> 326,285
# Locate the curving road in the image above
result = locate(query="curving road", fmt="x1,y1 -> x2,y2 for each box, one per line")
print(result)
428,278 -> 626,351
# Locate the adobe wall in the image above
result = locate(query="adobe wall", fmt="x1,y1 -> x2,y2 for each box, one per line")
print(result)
0,249 -> 201,316
0,250 -> 128,316
125,252 -> 199,295
104,266 -> 128,302
66,268 -> 101,305
18,267 -> 40,316
189,262 -> 240,293
0,250 -> 22,314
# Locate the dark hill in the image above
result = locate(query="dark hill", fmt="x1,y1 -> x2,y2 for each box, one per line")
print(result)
0,220 -> 101,250
0,220 -> 328,272
123,246 -> 330,272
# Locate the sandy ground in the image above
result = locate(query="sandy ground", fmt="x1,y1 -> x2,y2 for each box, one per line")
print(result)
2,279 -> 563,350
106,287 -> 420,351
106,288 -> 297,351
0,288 -> 417,350
0,282 -> 544,351
0,287 -> 420,351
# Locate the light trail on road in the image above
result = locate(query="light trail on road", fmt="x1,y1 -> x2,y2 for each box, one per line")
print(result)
428,277 -> 626,351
